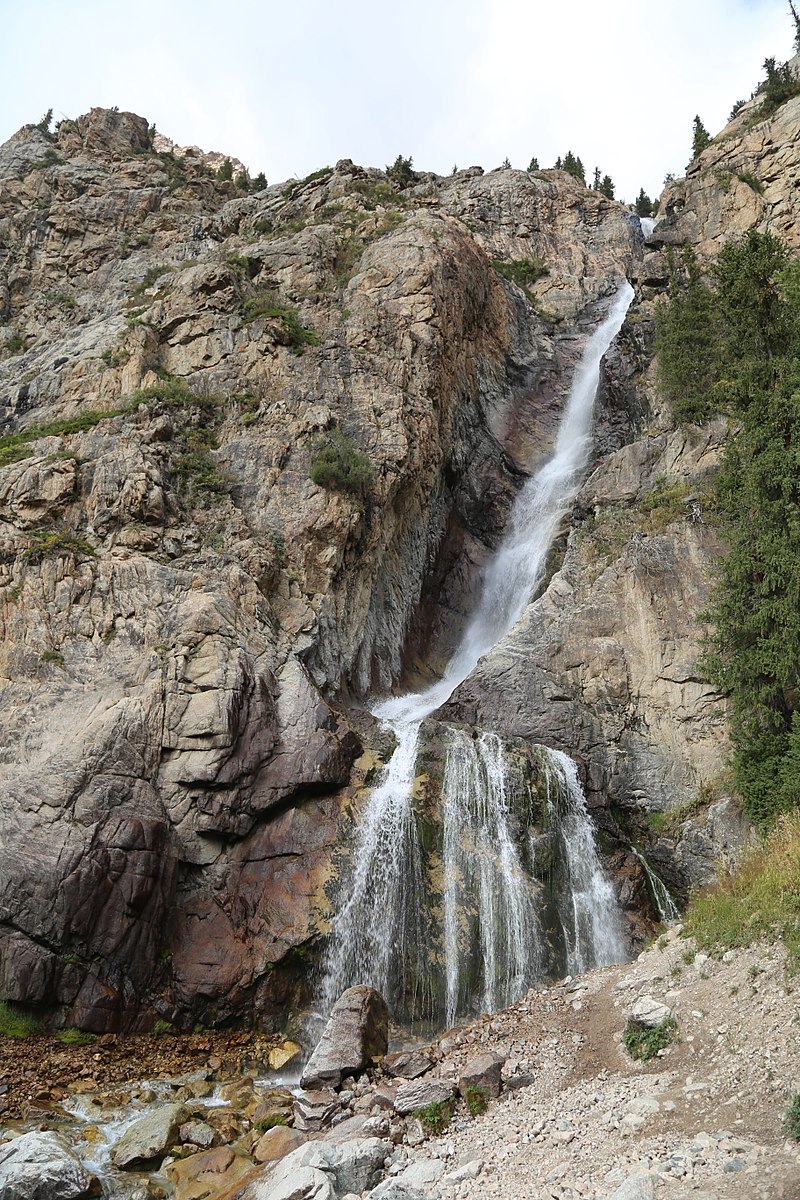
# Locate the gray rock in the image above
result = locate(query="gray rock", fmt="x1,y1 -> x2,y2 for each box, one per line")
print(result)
394,1079 -> 455,1116
112,1101 -> 188,1167
609,1174 -> 656,1200
629,996 -> 673,1028
395,1158 -> 445,1188
368,1182 -> 431,1200
249,1137 -> 388,1200
292,1088 -> 341,1133
301,986 -> 389,1089
457,1051 -> 505,1098
0,1131 -> 99,1200
178,1118 -> 216,1149
382,1049 -> 433,1080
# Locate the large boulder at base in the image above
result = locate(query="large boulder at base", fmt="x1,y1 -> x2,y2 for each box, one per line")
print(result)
300,986 -> 389,1088
0,1131 -> 100,1200
629,996 -> 673,1029
166,1145 -> 254,1199
382,1048 -> 433,1080
248,1137 -> 388,1200
111,1100 -> 188,1167
457,1051 -> 505,1098
292,1088 -> 340,1132
394,1078 -> 455,1116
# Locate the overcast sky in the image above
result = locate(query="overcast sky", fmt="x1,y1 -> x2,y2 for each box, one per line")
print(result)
1,0 -> 794,203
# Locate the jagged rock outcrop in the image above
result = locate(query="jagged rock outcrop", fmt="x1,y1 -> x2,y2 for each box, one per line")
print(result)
650,54 -> 800,265
0,108 -> 641,1028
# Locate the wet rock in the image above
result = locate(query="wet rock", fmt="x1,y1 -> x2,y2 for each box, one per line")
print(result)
394,1078 -> 455,1115
0,1131 -> 100,1199
112,1101 -> 189,1167
165,1144 -> 254,1199
300,986 -> 389,1089
457,1051 -> 505,1098
177,1118 -> 216,1149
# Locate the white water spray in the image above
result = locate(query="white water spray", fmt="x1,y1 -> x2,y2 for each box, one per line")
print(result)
543,748 -> 627,974
322,281 -> 634,1017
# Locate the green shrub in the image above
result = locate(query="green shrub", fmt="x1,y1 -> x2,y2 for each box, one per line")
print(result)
5,332 -> 26,355
785,1093 -> 800,1140
56,1028 -> 97,1046
309,430 -> 373,499
492,258 -> 548,296
464,1085 -> 489,1116
130,264 -> 170,298
241,290 -> 321,350
386,154 -> 415,186
0,1000 -> 42,1039
24,531 -> 95,564
412,1099 -> 455,1135
736,171 -> 765,195
757,56 -> 800,118
40,649 -> 65,668
622,1017 -> 677,1061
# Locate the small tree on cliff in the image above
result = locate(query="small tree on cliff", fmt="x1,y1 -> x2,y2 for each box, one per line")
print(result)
599,174 -> 615,199
635,188 -> 654,217
790,0 -> 800,49
691,116 -> 712,162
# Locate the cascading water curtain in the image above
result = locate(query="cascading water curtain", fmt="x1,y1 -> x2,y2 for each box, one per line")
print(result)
442,728 -> 542,1027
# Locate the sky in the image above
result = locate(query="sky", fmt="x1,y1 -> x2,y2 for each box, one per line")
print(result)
0,0 -> 795,204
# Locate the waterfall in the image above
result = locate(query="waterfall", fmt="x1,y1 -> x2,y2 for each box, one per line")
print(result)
631,847 -> 681,924
321,281 -> 634,1020
543,748 -> 627,974
442,729 -> 541,1028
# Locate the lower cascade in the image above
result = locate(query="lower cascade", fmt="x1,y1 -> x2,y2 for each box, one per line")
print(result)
321,282 -> 635,1026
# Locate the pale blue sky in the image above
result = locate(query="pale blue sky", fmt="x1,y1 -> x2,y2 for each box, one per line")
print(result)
0,0 -> 793,202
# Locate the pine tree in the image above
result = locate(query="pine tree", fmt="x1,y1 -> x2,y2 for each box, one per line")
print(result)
561,151 -> 585,184
790,0 -> 800,49
592,166 -> 601,190
527,156 -> 539,171
691,116 -> 712,161
634,188 -> 654,217
599,174 -> 615,199
217,158 -> 233,182
502,156 -> 511,169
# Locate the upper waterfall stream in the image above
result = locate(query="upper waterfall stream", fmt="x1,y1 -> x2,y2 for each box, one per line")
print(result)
322,281 -> 635,1023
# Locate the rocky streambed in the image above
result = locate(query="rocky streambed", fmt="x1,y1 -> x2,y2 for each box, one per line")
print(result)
2,928 -> 799,1199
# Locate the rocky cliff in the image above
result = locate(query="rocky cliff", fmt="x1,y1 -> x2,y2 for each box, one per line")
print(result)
0,107 -> 649,1031
4,78 -> 790,1031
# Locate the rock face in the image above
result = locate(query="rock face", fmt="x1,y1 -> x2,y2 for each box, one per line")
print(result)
0,109 -> 643,1029
300,986 -> 389,1088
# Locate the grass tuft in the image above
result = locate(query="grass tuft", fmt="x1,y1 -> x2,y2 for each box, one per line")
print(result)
683,811 -> 800,968
0,1000 -> 42,1039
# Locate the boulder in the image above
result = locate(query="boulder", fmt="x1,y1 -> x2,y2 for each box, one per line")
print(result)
292,1088 -> 340,1132
382,1048 -> 432,1080
178,1118 -> 217,1149
394,1079 -> 455,1116
300,986 -> 389,1089
247,1136 -> 387,1200
457,1051 -> 505,1099
253,1126 -> 307,1165
112,1101 -> 189,1167
166,1145 -> 254,1200
629,996 -> 673,1028
0,1132 -> 100,1200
